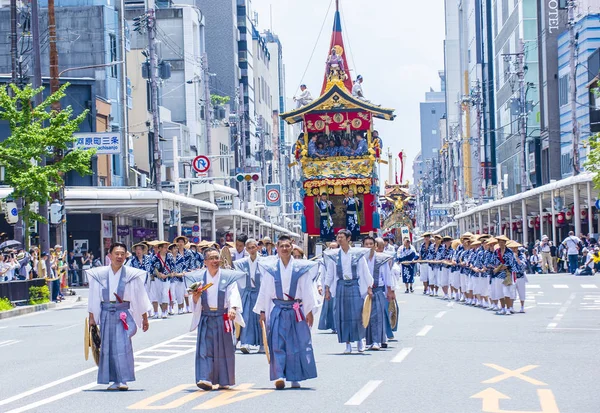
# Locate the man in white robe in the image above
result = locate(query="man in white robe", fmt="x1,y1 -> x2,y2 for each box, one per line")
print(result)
294,84 -> 313,108
254,235 -> 319,390
87,243 -> 151,390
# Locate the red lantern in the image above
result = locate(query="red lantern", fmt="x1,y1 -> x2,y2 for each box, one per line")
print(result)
516,221 -> 522,229
557,212 -> 565,225
535,216 -> 540,229
566,210 -> 573,221
581,209 -> 588,220
528,218 -> 535,228
546,214 -> 553,223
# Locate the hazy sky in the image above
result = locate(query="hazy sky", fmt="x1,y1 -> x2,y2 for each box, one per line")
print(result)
251,0 -> 446,184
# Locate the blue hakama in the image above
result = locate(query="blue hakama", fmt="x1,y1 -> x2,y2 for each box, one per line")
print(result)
365,286 -> 387,346
334,278 -> 365,343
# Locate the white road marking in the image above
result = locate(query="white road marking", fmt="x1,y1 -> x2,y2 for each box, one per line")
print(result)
344,380 -> 383,406
56,324 -> 79,331
434,311 -> 447,319
416,325 -> 433,337
0,332 -> 197,409
581,284 -> 598,289
0,326 -> 7,329
549,327 -> 600,331
546,293 -> 576,330
537,302 -> 562,305
524,306 -> 535,310
391,347 -> 413,363
528,284 -> 541,289
148,318 -> 163,324
0,340 -> 20,348
447,301 -> 454,308
553,284 -> 569,289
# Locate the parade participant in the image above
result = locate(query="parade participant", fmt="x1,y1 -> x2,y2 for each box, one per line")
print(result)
397,237 -> 417,293
187,247 -> 244,391
429,235 -> 443,296
189,243 -> 204,270
326,47 -> 345,75
292,245 -> 305,259
232,233 -> 249,261
508,241 -> 528,313
87,243 -> 151,391
338,139 -> 353,157
308,135 -> 318,158
458,233 -> 473,302
383,237 -> 396,254
352,75 -> 364,98
315,142 -> 328,158
318,242 -> 339,334
233,238 -> 263,354
374,237 -> 396,342
173,236 -> 193,314
418,232 -> 434,294
293,84 -> 313,108
363,237 -> 395,351
127,242 -> 152,315
316,193 -> 335,242
462,238 -> 478,305
467,239 -> 484,306
149,241 -> 176,319
491,235 -> 517,315
439,236 -> 453,300
323,229 -> 373,354
471,235 -> 489,307
354,133 -> 368,156
449,239 -> 462,301
327,139 -> 339,157
343,189 -> 362,240
254,235 -> 319,390
481,238 -> 498,311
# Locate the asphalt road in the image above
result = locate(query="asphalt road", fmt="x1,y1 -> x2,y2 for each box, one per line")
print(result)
0,273 -> 599,413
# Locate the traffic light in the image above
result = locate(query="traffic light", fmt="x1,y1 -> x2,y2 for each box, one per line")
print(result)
235,173 -> 260,182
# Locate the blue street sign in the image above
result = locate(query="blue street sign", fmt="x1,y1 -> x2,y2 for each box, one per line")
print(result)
293,201 -> 303,212
596,199 -> 600,209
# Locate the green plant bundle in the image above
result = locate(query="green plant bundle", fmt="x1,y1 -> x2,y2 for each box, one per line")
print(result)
28,285 -> 50,305
0,297 -> 13,311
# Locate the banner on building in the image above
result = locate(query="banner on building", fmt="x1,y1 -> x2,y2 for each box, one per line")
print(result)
74,132 -> 122,154
102,220 -> 113,238
117,225 -> 130,237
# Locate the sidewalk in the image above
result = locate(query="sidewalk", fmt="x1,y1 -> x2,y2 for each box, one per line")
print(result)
0,292 -> 82,320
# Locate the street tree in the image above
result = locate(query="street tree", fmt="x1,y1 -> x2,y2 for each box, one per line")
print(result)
0,83 -> 96,248
585,133 -> 600,191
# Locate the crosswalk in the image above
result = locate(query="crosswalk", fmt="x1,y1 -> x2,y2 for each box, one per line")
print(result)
133,333 -> 197,369
0,340 -> 20,348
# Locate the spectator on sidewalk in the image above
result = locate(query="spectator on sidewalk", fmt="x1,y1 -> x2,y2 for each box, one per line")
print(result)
577,248 -> 596,276
561,231 -> 582,274
550,241 -> 558,273
529,249 -> 542,274
16,250 -> 31,280
68,251 -> 80,286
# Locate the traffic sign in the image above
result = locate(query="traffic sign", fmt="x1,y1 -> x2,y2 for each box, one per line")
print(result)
192,155 -> 211,174
265,184 -> 281,207
293,201 -> 303,212
596,199 -> 600,209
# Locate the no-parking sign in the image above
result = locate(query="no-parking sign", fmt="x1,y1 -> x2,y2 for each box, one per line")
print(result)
192,155 -> 211,174
265,184 -> 281,207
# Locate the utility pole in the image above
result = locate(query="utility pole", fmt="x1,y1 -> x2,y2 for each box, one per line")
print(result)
517,40 -> 528,191
238,83 -> 248,210
10,0 -> 18,87
31,0 -> 49,256
568,0 -> 580,175
48,0 -> 60,111
146,9 -> 162,190
472,80 -> 484,198
202,52 -> 213,177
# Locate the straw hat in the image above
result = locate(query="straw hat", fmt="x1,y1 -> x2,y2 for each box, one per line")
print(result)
433,234 -> 442,240
422,232 -> 433,237
478,234 -> 492,240
168,243 -> 177,250
442,235 -> 453,242
507,240 -> 522,249
451,239 -> 461,249
132,242 -> 148,251
495,235 -> 510,242
485,237 -> 498,245
174,235 -> 188,244
471,240 -> 482,247
460,232 -> 474,240
226,241 -> 235,249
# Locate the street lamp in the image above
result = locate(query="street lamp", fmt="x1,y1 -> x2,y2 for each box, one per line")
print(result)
58,61 -> 124,78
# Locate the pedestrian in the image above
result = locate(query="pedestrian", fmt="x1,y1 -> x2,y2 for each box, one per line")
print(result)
576,248 -> 595,276
187,247 -> 244,391
529,249 -> 542,274
323,229 -> 373,354
539,235 -> 553,273
81,251 -> 92,286
254,235 -> 319,390
86,242 -> 151,391
550,241 -> 558,273
233,238 -> 263,354
396,237 -> 417,293
561,231 -> 582,274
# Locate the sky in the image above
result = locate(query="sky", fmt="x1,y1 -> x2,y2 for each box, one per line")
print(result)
251,0 -> 446,185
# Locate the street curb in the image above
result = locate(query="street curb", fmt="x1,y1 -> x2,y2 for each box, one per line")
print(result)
0,302 -> 57,320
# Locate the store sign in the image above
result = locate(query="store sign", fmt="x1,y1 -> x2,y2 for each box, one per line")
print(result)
74,132 -> 122,154
117,225 -> 130,237
132,227 -> 158,239
430,209 -> 448,217
548,0 -> 559,34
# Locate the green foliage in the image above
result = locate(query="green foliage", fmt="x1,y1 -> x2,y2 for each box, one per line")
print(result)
0,297 -> 13,312
210,94 -> 230,107
0,84 -> 96,248
28,285 -> 50,305
585,133 -> 600,191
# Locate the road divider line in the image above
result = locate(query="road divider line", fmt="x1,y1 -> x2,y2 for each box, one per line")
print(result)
581,284 -> 598,289
56,324 -> 78,331
344,380 -> 383,406
553,284 -> 569,289
391,347 -> 413,363
0,340 -> 20,348
528,284 -> 541,289
434,311 -> 447,319
546,293 -> 576,330
416,325 -> 433,337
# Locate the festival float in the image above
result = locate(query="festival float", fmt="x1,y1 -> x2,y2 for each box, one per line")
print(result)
280,1 -> 396,253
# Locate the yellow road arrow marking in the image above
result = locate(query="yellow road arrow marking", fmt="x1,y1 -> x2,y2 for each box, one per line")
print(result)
483,364 -> 547,386
470,387 -> 560,413
127,384 -> 206,410
193,383 -> 273,410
